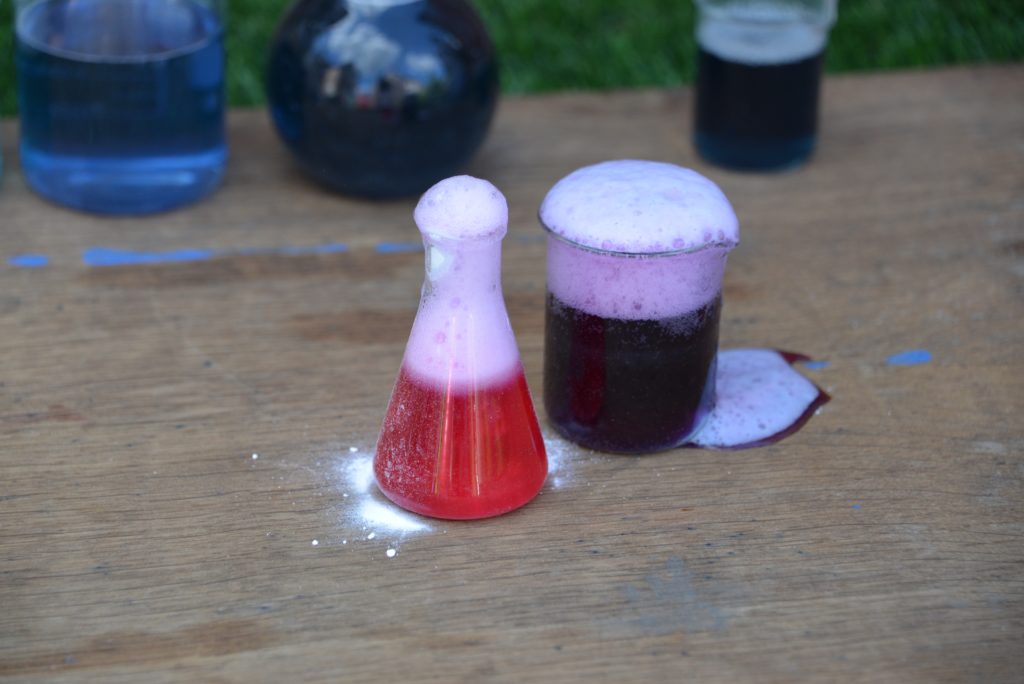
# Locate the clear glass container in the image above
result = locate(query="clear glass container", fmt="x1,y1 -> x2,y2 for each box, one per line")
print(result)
540,160 -> 739,453
14,0 -> 226,214
693,0 -> 837,170
267,0 -> 499,199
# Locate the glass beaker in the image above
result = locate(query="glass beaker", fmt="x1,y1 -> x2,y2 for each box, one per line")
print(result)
375,176 -> 547,520
14,0 -> 227,214
540,160 -> 739,454
693,0 -> 837,171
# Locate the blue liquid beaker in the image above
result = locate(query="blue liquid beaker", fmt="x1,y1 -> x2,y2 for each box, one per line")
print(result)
14,0 -> 227,214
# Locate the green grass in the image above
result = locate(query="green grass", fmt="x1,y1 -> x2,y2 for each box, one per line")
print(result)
1,0 -> 1022,117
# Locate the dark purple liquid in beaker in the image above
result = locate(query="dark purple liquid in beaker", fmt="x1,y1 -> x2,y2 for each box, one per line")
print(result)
544,293 -> 721,454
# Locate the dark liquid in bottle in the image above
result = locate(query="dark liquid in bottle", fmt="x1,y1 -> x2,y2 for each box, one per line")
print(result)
267,0 -> 498,198
694,46 -> 823,171
543,293 -> 721,454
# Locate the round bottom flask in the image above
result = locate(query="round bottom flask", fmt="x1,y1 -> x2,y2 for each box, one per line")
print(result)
267,0 -> 499,199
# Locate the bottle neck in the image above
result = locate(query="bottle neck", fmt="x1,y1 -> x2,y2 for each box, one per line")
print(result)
347,0 -> 420,14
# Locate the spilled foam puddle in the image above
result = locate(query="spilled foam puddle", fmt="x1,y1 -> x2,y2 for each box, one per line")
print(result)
687,348 -> 830,449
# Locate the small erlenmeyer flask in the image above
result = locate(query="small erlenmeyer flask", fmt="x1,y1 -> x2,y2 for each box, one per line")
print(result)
374,176 -> 548,520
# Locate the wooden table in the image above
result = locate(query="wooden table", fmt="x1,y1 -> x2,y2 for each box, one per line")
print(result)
1,66 -> 1022,683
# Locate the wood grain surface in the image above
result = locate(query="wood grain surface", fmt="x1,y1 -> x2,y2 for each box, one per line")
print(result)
1,66 -> 1022,683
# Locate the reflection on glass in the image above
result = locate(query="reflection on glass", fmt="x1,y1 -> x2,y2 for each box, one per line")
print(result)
268,0 -> 499,198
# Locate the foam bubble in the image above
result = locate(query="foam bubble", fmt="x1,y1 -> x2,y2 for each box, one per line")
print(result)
547,238 -> 729,320
415,175 -> 508,242
690,349 -> 825,449
540,160 -> 738,254
540,160 -> 737,319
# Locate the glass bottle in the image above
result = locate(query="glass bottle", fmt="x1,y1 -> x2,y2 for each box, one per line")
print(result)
375,175 -> 547,519
14,0 -> 226,214
267,0 -> 499,199
693,0 -> 837,170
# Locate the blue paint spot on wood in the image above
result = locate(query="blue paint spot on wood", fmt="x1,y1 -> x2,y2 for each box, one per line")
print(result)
375,242 -> 423,254
83,242 -> 349,267
278,243 -> 348,255
887,349 -> 932,366
83,247 -> 215,267
8,254 -> 49,268
802,360 -> 830,370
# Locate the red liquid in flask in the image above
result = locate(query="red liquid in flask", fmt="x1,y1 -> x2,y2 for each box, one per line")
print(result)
375,365 -> 547,520
373,175 -> 548,519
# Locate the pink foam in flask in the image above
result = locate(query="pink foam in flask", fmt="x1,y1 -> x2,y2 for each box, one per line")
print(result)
374,176 -> 548,519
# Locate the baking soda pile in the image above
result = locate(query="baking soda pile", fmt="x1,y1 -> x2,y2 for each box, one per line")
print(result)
329,448 -> 434,558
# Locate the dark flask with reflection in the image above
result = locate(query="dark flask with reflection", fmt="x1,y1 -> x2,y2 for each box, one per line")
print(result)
267,0 -> 499,199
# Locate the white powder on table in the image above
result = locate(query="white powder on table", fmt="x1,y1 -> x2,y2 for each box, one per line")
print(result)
544,434 -> 574,490
322,449 -> 436,556
313,436 -> 582,555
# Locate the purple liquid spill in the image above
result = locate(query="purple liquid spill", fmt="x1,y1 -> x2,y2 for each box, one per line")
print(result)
687,348 -> 830,450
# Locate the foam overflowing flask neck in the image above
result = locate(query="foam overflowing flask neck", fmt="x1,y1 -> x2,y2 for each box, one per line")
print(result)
423,234 -> 501,306
374,176 -> 548,520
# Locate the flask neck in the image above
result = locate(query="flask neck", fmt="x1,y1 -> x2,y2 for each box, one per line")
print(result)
403,234 -> 517,389
422,236 -> 503,300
